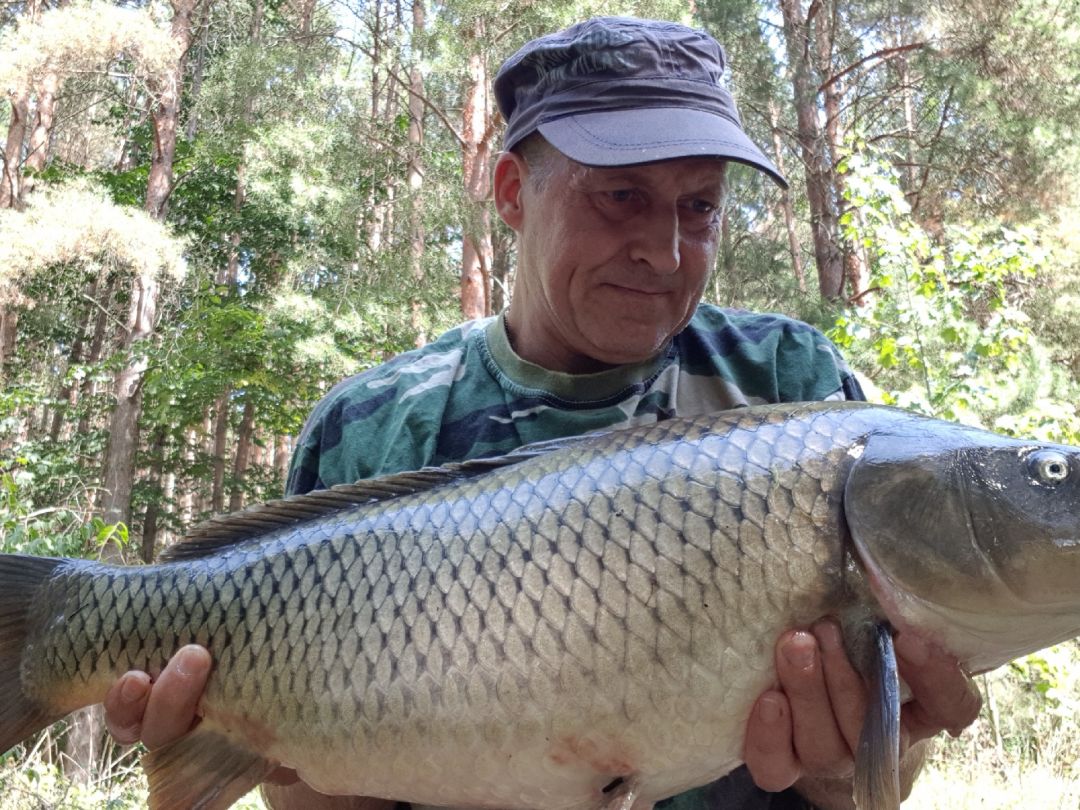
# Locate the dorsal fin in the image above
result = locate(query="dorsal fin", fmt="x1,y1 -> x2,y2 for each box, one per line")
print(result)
158,437 -> 585,563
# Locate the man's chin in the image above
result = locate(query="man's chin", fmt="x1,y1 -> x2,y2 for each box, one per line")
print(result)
583,337 -> 670,368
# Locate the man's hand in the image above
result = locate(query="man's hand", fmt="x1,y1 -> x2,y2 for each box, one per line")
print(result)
103,644 -> 212,749
102,645 -> 349,807
743,620 -> 982,809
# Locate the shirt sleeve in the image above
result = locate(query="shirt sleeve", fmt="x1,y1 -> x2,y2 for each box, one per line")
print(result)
285,325 -> 485,495
680,306 -> 865,405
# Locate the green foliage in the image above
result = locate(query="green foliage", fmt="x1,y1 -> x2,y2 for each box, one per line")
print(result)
0,466 -> 127,559
0,180 -> 187,299
0,384 -> 104,541
925,0 -> 1080,216
829,149 -> 1080,442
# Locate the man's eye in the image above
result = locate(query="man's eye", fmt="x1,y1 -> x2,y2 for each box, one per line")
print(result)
686,199 -> 718,215
607,189 -> 637,203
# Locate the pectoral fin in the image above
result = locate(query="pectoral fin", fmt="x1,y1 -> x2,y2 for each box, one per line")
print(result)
143,726 -> 278,810
853,622 -> 901,810
600,776 -> 649,810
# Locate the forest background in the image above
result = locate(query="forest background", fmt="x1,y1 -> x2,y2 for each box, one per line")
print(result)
1,0 -> 1080,806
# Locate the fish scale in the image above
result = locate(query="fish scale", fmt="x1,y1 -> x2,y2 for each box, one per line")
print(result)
2,401 -> 1080,809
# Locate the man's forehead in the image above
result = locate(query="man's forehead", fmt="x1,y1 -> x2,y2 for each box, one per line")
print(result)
569,157 -> 728,188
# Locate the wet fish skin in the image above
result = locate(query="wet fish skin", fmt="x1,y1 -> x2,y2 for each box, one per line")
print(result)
1,401 -> 1078,810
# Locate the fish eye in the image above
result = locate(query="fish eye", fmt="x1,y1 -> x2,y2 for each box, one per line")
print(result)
1028,450 -> 1071,485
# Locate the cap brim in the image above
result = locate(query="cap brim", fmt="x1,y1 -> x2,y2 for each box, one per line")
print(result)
538,107 -> 787,189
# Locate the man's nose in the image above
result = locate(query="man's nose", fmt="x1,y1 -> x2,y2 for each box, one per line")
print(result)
629,207 -> 680,273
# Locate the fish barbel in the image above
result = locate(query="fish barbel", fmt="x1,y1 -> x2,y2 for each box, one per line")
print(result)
2,401 -> 1079,810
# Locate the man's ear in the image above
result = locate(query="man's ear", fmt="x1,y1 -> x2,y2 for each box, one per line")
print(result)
493,151 -> 527,231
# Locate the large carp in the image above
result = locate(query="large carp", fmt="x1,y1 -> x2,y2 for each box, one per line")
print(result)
2,401 -> 1079,810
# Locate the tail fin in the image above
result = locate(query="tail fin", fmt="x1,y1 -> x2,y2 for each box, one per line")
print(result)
0,553 -> 67,754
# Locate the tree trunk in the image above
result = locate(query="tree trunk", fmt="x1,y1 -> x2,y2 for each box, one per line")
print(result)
48,276 -> 100,443
0,0 -> 42,208
184,7 -> 210,141
813,0 -> 867,302
364,0 -> 387,256
0,86 -> 29,209
0,78 -> 30,379
161,468 -> 177,548
296,0 -> 316,36
145,0 -> 201,219
99,0 -> 201,535
141,427 -> 168,562
779,0 -> 844,300
211,392 -> 229,514
768,99 -> 806,293
100,273 -> 157,529
408,0 -> 427,344
274,434 -> 291,493
21,70 -> 59,197
60,272 -> 107,439
228,397 -> 255,512
76,274 -> 114,440
197,413 -> 213,517
179,428 -> 197,525
896,40 -> 920,210
0,309 -> 20,381
460,19 -> 494,320
491,221 -> 513,314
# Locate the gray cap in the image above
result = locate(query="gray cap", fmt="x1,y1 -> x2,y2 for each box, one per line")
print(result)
494,17 -> 786,188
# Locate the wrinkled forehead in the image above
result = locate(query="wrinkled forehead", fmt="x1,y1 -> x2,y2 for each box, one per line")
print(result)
564,155 -> 729,190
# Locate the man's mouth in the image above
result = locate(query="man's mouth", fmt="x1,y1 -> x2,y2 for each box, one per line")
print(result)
603,282 -> 670,296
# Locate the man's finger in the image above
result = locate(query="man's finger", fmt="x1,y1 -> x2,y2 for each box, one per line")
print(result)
743,691 -> 800,792
894,632 -> 982,740
775,630 -> 854,779
103,670 -> 151,745
813,619 -> 868,753
141,644 -> 212,750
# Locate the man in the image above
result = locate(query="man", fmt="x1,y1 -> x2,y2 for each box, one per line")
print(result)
104,17 -> 981,810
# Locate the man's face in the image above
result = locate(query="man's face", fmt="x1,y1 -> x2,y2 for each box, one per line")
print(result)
501,151 -> 725,374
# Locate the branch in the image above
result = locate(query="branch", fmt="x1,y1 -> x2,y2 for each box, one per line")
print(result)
491,19 -> 523,46
157,163 -> 201,212
911,86 -> 955,214
818,42 -> 925,95
756,15 -> 785,33
80,292 -> 129,335
326,32 -> 467,148
846,285 -> 884,306
384,63 -> 467,149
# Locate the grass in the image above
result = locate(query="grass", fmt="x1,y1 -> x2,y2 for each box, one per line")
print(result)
910,644 -> 1080,808
909,765 -> 1080,809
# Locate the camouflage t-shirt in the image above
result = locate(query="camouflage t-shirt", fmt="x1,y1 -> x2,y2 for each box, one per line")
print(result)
286,303 -> 864,810
287,305 -> 863,495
